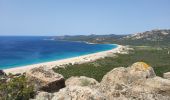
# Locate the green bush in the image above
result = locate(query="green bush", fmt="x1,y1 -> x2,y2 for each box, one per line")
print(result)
0,75 -> 35,100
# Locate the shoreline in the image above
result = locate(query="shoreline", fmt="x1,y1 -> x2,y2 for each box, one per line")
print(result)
4,45 -> 127,74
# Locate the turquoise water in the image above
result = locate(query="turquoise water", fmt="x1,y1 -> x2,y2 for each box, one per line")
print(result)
0,36 -> 117,69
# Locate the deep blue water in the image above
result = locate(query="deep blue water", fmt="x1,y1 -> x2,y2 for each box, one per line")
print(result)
0,36 -> 117,69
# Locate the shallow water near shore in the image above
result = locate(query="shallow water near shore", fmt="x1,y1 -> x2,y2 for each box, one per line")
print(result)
0,36 -> 117,69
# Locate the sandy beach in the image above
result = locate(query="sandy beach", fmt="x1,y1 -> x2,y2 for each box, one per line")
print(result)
4,45 -> 128,74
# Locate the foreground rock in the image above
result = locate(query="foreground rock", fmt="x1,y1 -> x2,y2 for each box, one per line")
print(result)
133,76 -> 170,95
164,72 -> 170,80
52,86 -> 105,100
129,62 -> 156,79
26,66 -> 65,92
101,67 -> 130,88
33,86 -> 105,100
100,62 -> 170,100
32,62 -> 170,100
31,92 -> 52,100
65,76 -> 99,87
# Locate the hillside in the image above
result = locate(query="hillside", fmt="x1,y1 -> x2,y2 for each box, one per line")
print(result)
54,34 -> 125,44
122,29 -> 170,46
54,29 -> 170,46
124,29 -> 170,41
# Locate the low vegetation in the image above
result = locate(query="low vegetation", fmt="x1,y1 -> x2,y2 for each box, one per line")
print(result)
53,46 -> 170,82
0,75 -> 35,100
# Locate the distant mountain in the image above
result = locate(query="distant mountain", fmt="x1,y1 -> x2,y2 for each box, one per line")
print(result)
120,29 -> 170,46
54,34 -> 126,44
53,29 -> 170,46
123,29 -> 170,41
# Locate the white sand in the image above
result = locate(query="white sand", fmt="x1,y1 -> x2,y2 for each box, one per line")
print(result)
4,45 -> 126,74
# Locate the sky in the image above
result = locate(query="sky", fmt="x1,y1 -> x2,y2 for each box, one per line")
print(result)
0,0 -> 170,36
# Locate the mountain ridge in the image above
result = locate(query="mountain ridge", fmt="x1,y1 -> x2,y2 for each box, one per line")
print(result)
53,29 -> 170,46
123,29 -> 170,41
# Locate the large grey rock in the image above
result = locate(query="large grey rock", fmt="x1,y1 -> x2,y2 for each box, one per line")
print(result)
100,62 -> 156,87
101,67 -> 130,87
128,62 -> 156,80
33,86 -> 106,100
26,66 -> 65,92
163,72 -> 170,80
32,91 -> 52,100
134,76 -> 170,94
100,67 -> 131,99
52,86 -> 106,100
65,76 -> 99,87
99,62 -> 170,100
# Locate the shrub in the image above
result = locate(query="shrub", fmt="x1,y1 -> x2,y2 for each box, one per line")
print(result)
0,75 -> 35,100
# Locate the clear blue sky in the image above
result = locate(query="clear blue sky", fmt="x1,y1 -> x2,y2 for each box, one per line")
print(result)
0,0 -> 170,36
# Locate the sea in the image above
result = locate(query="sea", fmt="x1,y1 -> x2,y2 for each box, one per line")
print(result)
0,36 -> 117,69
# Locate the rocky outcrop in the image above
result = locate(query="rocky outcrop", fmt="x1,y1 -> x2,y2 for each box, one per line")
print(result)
32,92 -> 52,100
65,76 -> 99,87
133,76 -> 170,94
100,62 -> 156,89
128,62 -> 156,79
101,67 -> 130,87
100,62 -> 170,100
52,86 -> 105,100
33,86 -> 105,100
164,72 -> 170,80
32,62 -> 170,100
26,66 -> 65,92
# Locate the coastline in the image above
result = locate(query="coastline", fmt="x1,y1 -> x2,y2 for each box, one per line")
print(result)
4,45 -> 127,74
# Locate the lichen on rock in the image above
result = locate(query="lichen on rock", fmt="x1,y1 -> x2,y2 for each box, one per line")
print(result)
128,62 -> 156,79
133,62 -> 150,70
26,66 -> 65,92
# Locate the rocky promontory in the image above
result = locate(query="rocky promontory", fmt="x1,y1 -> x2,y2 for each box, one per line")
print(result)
30,62 -> 170,100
